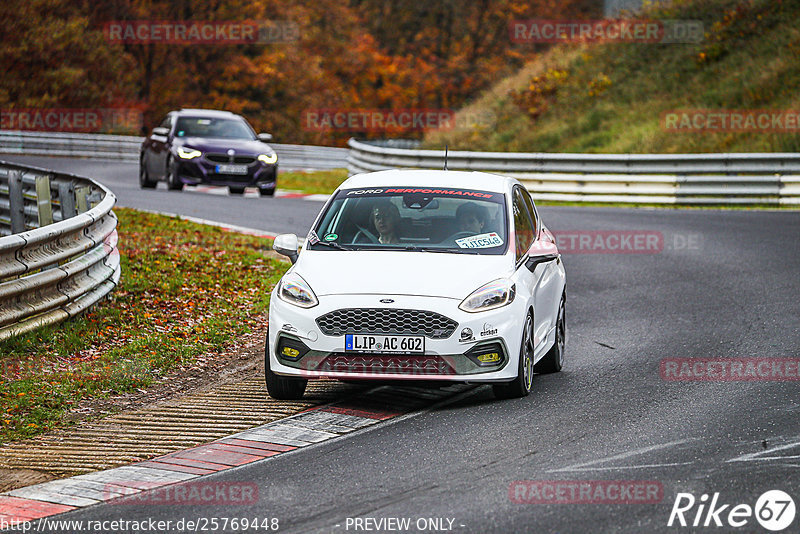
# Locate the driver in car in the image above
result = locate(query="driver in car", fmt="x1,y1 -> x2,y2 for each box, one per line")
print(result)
456,202 -> 489,235
371,202 -> 402,244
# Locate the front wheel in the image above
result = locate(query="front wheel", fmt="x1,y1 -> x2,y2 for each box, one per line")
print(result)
264,330 -> 307,400
493,311 -> 535,400
535,292 -> 565,374
229,186 -> 246,195
139,158 -> 157,189
166,156 -> 183,191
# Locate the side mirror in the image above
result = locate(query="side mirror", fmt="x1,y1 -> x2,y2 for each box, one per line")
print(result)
273,233 -> 299,263
152,127 -> 169,137
525,253 -> 558,272
258,133 -> 273,142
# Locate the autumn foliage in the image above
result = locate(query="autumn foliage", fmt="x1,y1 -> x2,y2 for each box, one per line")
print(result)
0,0 -> 598,145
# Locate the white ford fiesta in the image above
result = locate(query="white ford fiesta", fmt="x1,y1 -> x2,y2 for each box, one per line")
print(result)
266,169 -> 566,400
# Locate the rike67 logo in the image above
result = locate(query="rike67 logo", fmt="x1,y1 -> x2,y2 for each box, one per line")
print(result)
668,490 -> 796,531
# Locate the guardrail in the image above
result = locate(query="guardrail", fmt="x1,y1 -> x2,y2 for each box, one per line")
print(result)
0,160 -> 120,341
0,130 -> 348,170
347,139 -> 800,205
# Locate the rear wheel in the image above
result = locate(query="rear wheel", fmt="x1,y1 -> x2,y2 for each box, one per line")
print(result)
139,158 -> 157,189
166,156 -> 183,190
264,329 -> 307,400
535,293 -> 565,374
229,186 -> 246,195
493,311 -> 535,400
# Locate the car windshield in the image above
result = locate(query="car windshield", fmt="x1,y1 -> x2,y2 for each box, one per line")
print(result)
174,117 -> 254,140
308,186 -> 508,255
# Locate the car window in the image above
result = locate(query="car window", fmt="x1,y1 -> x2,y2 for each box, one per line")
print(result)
309,186 -> 508,255
521,188 -> 539,238
512,187 -> 535,262
174,117 -> 255,140
159,115 -> 172,129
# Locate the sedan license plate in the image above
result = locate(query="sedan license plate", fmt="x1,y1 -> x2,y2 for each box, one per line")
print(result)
345,334 -> 425,354
215,164 -> 248,175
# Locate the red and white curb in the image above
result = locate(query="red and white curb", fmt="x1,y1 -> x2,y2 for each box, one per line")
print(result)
0,385 -> 469,524
185,185 -> 330,202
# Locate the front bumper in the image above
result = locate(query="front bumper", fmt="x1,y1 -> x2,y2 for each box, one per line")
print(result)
175,156 -> 277,190
268,292 -> 524,382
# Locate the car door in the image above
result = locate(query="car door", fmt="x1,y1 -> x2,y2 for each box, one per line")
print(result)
522,188 -> 562,341
512,186 -> 558,355
148,114 -> 173,178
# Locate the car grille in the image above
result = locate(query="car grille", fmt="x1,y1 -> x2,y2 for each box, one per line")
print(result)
315,308 -> 457,339
318,354 -> 454,375
206,154 -> 256,164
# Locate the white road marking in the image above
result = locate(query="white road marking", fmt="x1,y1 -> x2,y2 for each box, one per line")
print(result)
547,438 -> 696,473
727,438 -> 800,463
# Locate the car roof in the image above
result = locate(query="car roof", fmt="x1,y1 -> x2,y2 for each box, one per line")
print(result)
339,169 -> 515,194
174,109 -> 241,118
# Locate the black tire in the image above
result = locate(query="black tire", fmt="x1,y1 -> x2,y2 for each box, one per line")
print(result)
264,330 -> 307,400
166,156 -> 183,190
258,187 -> 275,197
535,292 -> 566,374
493,311 -> 535,400
230,186 -> 246,195
139,158 -> 157,189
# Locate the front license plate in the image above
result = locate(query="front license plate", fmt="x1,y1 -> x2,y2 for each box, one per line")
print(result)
215,164 -> 248,175
344,334 -> 425,354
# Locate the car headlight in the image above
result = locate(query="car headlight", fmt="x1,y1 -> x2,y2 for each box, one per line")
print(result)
459,278 -> 516,313
258,153 -> 277,164
177,146 -> 201,159
277,273 -> 318,308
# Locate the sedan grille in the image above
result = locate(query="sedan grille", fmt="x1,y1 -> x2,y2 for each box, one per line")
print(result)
206,154 -> 256,164
316,308 -> 457,339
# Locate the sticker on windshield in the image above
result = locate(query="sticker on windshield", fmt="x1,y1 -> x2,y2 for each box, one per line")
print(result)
324,233 -> 338,241
456,232 -> 503,249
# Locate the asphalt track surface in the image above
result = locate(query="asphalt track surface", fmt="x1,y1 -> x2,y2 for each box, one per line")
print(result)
4,155 -> 800,533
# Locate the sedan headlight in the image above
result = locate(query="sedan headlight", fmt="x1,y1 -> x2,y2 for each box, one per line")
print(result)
278,273 -> 318,308
258,153 -> 278,164
459,278 -> 516,313
177,146 -> 201,159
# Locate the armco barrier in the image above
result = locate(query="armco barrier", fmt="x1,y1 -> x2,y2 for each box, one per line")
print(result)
0,160 -> 120,341
347,139 -> 800,206
0,130 -> 348,170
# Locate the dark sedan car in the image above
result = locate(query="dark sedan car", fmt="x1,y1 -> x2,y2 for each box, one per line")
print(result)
139,109 -> 278,195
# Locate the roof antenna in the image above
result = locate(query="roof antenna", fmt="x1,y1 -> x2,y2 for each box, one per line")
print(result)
443,145 -> 448,171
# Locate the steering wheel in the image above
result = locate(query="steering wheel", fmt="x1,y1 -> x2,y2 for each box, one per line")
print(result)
442,231 -> 475,244
352,226 -> 379,244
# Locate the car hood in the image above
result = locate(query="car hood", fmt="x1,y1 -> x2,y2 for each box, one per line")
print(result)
175,137 -> 272,155
293,250 -> 513,300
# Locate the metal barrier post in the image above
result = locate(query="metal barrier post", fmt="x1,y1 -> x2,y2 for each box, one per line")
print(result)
7,170 -> 25,234
58,181 -> 77,219
35,174 -> 53,227
75,186 -> 90,213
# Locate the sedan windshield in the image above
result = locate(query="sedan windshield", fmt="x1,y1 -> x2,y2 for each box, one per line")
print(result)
174,117 -> 255,140
309,186 -> 508,255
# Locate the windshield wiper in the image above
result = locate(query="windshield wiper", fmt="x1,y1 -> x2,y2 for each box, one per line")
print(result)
401,245 -> 480,254
312,240 -> 352,251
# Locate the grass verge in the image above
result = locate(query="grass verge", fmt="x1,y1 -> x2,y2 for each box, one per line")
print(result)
278,169 -> 348,195
0,208 -> 287,444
